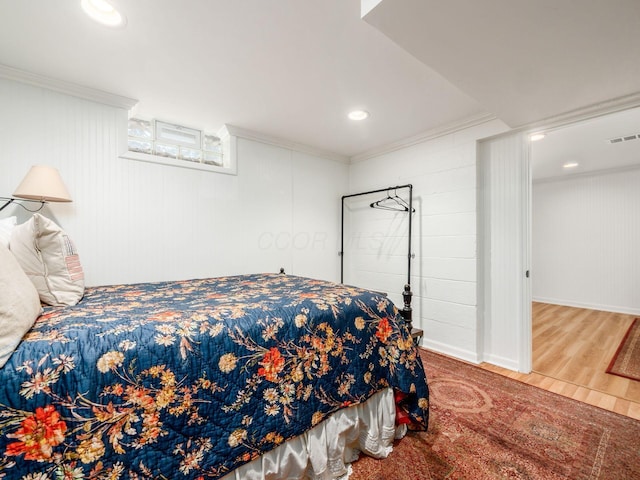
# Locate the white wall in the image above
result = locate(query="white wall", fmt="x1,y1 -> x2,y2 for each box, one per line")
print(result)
478,132 -> 532,372
347,120 -> 508,362
532,167 -> 640,315
0,78 -> 347,286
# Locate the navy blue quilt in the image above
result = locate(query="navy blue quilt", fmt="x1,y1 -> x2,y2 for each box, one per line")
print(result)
0,274 -> 429,479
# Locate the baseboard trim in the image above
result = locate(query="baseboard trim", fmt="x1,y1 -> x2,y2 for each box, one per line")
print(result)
481,353 -> 520,372
533,297 -> 640,316
421,338 -> 480,365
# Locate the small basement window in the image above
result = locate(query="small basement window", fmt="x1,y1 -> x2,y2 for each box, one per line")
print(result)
121,118 -> 236,175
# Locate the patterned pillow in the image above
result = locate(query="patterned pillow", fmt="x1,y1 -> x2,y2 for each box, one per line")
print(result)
10,213 -> 85,306
0,243 -> 42,367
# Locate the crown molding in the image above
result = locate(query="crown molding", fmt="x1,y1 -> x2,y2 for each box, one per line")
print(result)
349,91 -> 640,164
520,90 -> 640,135
0,64 -> 138,110
349,112 -> 498,163
224,124 -> 350,164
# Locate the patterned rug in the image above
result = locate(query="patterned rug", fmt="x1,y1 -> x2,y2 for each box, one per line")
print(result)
350,348 -> 640,480
607,318 -> 640,381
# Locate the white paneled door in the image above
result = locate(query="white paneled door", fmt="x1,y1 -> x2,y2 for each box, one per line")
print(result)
478,132 -> 532,372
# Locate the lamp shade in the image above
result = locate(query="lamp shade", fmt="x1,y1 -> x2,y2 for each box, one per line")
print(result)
13,165 -> 72,202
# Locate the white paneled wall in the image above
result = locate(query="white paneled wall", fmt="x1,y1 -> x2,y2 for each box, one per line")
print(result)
533,167 -> 640,315
0,78 -> 347,286
347,120 -> 508,362
478,133 -> 531,372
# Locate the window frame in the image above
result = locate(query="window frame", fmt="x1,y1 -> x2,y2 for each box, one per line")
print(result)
120,121 -> 237,176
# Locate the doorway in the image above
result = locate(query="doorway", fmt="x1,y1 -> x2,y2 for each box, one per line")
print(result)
479,106 -> 640,375
529,107 -> 640,399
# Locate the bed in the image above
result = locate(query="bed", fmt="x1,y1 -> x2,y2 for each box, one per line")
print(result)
0,273 -> 429,479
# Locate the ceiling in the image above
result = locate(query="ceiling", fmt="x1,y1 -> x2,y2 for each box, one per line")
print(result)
532,106 -> 640,181
0,0 -> 639,168
0,0 -> 486,159
363,0 -> 640,128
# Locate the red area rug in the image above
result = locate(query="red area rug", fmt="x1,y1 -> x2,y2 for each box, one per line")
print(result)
351,348 -> 640,479
607,318 -> 640,381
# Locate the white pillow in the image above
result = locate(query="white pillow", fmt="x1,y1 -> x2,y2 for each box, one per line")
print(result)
10,213 -> 85,307
0,243 -> 42,368
0,216 -> 17,248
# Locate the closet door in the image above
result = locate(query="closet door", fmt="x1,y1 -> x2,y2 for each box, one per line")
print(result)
478,132 -> 531,372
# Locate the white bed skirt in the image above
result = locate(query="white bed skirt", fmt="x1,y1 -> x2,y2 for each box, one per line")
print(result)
221,388 -> 404,480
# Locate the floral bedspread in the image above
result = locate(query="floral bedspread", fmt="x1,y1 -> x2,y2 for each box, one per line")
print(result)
0,274 -> 429,479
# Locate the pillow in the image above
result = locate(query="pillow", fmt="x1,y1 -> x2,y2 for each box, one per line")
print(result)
10,213 -> 85,307
0,243 -> 42,368
0,216 -> 17,248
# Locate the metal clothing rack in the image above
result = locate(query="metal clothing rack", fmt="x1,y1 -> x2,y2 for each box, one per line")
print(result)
340,184 -> 417,332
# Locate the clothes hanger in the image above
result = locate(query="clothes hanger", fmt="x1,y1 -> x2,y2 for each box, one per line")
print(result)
369,189 -> 414,212
370,195 -> 406,211
392,188 -> 416,212
391,188 -> 411,210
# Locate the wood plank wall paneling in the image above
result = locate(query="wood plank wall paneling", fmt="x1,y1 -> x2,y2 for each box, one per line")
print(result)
0,78 -> 348,286
347,119 -> 509,362
533,167 -> 640,315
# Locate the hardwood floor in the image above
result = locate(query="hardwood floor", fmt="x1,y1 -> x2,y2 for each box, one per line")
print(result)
478,302 -> 640,420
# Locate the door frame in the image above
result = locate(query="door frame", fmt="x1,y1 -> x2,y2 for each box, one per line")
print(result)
478,100 -> 640,373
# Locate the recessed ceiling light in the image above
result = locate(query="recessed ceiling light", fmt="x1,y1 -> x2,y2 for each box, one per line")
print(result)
563,162 -> 579,169
81,0 -> 126,27
348,110 -> 369,121
530,133 -> 546,142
